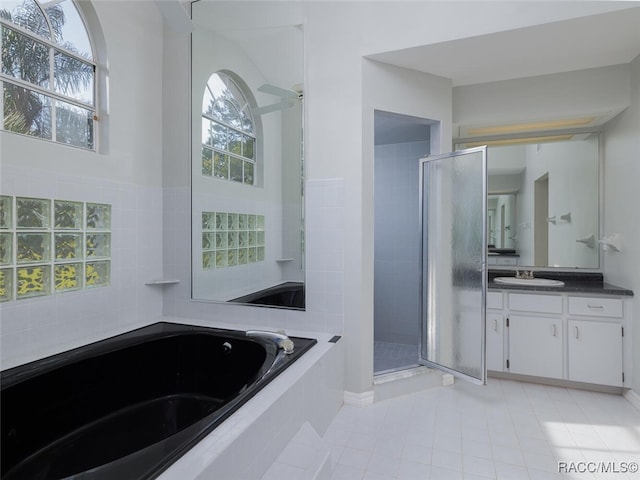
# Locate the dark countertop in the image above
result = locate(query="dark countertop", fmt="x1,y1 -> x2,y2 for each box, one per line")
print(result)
487,270 -> 634,296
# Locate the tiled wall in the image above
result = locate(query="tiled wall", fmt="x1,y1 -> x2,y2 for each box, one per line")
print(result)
163,179 -> 345,335
0,165 -> 164,369
374,141 -> 428,345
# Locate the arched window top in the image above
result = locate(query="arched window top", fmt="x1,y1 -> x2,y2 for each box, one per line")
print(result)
1,0 -> 97,149
1,0 -> 93,60
201,72 -> 257,186
203,72 -> 254,135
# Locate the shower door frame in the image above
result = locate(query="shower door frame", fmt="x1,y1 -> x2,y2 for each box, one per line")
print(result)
418,146 -> 488,385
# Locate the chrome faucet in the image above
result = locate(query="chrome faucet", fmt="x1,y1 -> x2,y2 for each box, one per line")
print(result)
246,330 -> 295,354
515,270 -> 534,279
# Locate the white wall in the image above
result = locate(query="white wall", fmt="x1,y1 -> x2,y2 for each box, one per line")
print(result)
513,139 -> 600,268
453,64 -> 631,128
604,54 -> 640,393
362,60 -> 452,390
0,1 -> 165,368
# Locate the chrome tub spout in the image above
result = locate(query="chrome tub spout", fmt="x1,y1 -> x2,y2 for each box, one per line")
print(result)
246,330 -> 295,354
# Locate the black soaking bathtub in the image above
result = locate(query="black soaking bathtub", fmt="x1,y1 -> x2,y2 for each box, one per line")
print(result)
230,282 -> 305,309
0,322 -> 316,480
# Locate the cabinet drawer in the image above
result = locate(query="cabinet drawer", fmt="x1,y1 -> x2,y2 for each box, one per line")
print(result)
568,296 -> 623,318
508,293 -> 562,314
487,291 -> 503,309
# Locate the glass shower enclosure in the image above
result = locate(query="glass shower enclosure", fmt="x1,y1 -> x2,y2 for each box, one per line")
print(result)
419,147 -> 488,384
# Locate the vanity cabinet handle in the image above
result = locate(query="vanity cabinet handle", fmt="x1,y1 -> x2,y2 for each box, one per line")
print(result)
493,319 -> 498,332
587,304 -> 604,309
575,326 -> 579,339
552,324 -> 557,337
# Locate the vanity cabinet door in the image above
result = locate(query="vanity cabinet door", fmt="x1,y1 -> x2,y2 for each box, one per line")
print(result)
486,313 -> 504,371
508,315 -> 563,379
568,319 -> 623,387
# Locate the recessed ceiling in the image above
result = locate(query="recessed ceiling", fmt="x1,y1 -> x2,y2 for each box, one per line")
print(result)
368,6 -> 640,87
374,110 -> 435,145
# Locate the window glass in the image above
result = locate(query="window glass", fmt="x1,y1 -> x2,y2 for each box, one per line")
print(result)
1,0 -> 51,39
201,72 -> 256,185
45,0 -> 92,60
2,83 -> 52,139
1,0 -> 97,150
55,99 -> 93,149
1,26 -> 50,88
54,50 -> 94,105
240,109 -> 253,134
202,87 -> 214,116
213,152 -> 228,179
242,134 -> 254,159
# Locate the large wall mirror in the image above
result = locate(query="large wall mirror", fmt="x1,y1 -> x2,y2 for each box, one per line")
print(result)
462,134 -> 600,269
191,1 -> 305,308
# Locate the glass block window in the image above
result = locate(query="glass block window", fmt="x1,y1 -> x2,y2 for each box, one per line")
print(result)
0,0 -> 97,150
202,211 -> 264,270
0,195 -> 111,301
202,72 -> 256,186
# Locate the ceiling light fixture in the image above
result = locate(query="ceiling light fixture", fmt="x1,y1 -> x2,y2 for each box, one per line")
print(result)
466,117 -> 595,137
464,134 -> 574,148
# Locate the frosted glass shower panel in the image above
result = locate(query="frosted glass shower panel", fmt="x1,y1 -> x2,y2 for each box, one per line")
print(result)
420,147 -> 487,384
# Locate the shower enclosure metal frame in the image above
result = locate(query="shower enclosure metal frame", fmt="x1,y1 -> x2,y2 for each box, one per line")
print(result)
418,146 -> 488,385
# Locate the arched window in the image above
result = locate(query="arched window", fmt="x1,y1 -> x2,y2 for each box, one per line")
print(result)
0,0 -> 96,150
201,72 -> 257,186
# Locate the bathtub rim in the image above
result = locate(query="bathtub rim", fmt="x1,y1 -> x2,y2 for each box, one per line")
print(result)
0,321 -> 318,480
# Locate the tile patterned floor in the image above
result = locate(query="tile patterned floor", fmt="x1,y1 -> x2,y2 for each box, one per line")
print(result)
323,379 -> 640,480
374,341 -> 420,374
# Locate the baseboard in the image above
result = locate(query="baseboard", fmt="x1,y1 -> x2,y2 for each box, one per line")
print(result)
488,371 -> 623,395
624,389 -> 640,412
374,366 -> 443,402
343,390 -> 374,406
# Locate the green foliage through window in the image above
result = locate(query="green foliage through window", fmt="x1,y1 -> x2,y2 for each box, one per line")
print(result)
1,0 -> 96,149
202,72 -> 256,185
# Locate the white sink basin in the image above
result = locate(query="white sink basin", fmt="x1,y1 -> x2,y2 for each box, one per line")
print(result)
493,277 -> 565,287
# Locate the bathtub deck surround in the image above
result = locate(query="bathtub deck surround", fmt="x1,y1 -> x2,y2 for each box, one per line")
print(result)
0,321 -> 342,480
158,319 -> 344,479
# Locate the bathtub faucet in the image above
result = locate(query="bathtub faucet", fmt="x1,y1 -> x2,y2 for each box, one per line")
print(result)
246,330 -> 295,354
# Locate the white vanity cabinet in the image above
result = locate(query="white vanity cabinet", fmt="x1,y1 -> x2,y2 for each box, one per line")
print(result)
486,292 -> 505,372
506,293 -> 564,379
509,315 -> 564,379
567,296 -> 624,387
487,289 -> 630,389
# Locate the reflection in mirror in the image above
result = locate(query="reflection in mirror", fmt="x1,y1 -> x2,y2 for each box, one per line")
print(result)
487,194 -> 516,249
484,135 -> 600,269
191,2 -> 305,309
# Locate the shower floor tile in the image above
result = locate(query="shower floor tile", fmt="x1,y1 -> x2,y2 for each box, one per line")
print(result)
374,341 -> 420,374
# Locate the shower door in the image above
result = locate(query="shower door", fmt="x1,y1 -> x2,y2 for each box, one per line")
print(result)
419,147 -> 487,384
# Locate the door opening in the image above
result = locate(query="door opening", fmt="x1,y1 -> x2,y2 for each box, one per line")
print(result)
534,173 -> 550,266
373,110 -> 434,375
